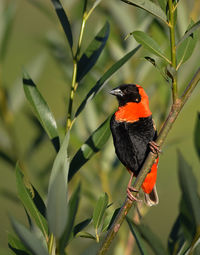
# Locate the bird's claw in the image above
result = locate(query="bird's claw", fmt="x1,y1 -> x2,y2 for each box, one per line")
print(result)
126,187 -> 142,202
149,141 -> 161,155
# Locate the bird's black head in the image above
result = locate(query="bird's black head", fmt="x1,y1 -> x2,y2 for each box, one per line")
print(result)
110,84 -> 141,106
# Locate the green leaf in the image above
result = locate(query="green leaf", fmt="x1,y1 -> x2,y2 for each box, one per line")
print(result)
47,133 -> 70,239
176,21 -> 198,69
73,219 -> 92,236
59,184 -> 81,251
176,20 -> 200,47
10,217 -> 49,255
168,215 -> 186,255
132,31 -> 171,64
75,46 -> 140,118
157,0 -> 167,12
194,112 -> 200,159
132,221 -> 167,255
8,233 -> 31,255
0,2 -> 16,61
76,231 -> 96,240
178,151 -> 200,227
23,71 -> 60,152
77,22 -> 110,82
126,217 -> 148,255
16,163 -> 48,241
68,117 -> 111,181
50,0 -> 73,49
120,0 -> 167,25
93,193 -> 108,230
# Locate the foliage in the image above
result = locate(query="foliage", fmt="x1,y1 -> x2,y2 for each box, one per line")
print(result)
0,0 -> 199,254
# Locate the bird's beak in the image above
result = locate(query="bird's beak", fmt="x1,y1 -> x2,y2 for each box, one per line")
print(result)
109,88 -> 123,97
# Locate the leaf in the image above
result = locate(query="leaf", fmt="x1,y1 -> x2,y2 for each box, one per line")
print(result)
126,217 -> 148,255
75,46 -> 140,118
16,164 -> 48,240
168,215 -> 186,255
10,217 -> 49,255
176,21 -> 198,69
68,117 -> 111,181
76,231 -> 96,240
77,22 -> 110,82
132,221 -> 167,255
73,218 -> 92,236
178,151 -> 200,227
132,31 -> 171,64
194,112 -> 200,159
59,184 -> 81,251
176,20 -> 200,47
50,0 -> 73,49
47,133 -> 70,239
120,0 -> 167,25
93,193 -> 108,230
0,2 -> 16,61
157,0 -> 167,12
23,71 -> 60,152
8,233 -> 31,255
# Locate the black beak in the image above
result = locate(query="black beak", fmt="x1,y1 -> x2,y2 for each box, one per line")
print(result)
109,88 -> 124,97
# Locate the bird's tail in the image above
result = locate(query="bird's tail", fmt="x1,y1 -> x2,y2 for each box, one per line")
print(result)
144,185 -> 159,206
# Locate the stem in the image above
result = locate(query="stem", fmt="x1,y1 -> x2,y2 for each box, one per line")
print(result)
66,60 -> 78,131
48,233 -> 54,255
168,0 -> 178,102
97,67 -> 200,255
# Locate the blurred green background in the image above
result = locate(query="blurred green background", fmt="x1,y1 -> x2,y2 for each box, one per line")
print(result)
0,0 -> 200,254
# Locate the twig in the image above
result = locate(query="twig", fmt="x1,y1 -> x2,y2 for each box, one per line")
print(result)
97,67 -> 200,255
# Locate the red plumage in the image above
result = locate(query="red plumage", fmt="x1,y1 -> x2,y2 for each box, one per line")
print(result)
110,84 -> 159,206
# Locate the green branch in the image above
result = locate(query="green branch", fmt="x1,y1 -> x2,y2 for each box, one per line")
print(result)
97,67 -> 200,255
168,0 -> 178,102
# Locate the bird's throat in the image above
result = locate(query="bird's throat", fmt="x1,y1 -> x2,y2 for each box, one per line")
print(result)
115,101 -> 152,123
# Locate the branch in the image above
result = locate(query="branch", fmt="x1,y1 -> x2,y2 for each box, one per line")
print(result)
97,67 -> 200,255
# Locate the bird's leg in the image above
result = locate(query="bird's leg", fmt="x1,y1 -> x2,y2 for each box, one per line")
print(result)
126,172 -> 141,202
149,141 -> 161,155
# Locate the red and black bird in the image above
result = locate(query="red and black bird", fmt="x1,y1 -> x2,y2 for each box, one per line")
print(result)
110,84 -> 159,206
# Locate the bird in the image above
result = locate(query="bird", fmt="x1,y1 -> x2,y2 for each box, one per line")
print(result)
109,84 -> 159,206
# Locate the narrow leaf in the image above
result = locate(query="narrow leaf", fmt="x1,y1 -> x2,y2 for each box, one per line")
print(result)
76,231 -> 96,240
176,20 -> 200,47
93,193 -> 108,229
47,133 -> 69,239
59,184 -> 81,251
77,22 -> 110,82
51,0 -> 73,49
132,221 -> 167,255
23,71 -> 60,152
10,217 -> 48,255
132,31 -> 171,64
73,219 -> 92,236
75,46 -> 140,118
8,233 -> 31,255
126,217 -> 148,255
16,164 -> 48,240
176,22 -> 198,69
194,112 -> 200,159
0,2 -> 16,61
68,117 -> 111,181
178,151 -> 200,227
168,215 -> 186,255
120,0 -> 167,25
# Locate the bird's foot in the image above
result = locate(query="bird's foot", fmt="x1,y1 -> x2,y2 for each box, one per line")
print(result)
126,186 -> 142,202
149,141 -> 161,155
